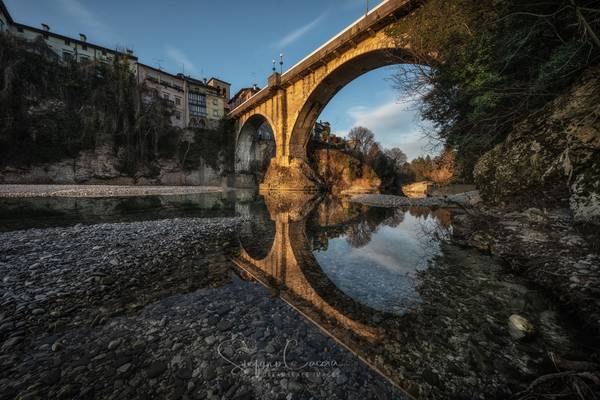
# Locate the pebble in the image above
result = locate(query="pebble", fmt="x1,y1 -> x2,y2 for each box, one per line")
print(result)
217,320 -> 233,331
108,339 -> 121,350
146,361 -> 167,379
117,363 -> 132,374
508,314 -> 536,340
2,336 -> 23,349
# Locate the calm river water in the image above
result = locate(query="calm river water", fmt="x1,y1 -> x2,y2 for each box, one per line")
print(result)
0,190 -> 590,399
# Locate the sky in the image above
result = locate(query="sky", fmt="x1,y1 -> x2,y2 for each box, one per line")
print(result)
5,0 -> 434,160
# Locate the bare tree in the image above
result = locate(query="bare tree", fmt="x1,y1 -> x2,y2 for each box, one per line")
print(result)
384,147 -> 408,170
348,126 -> 376,160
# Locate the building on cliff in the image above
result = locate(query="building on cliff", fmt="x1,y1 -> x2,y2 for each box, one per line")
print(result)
229,85 -> 261,111
137,64 -> 230,130
137,64 -> 187,129
0,0 -> 137,68
0,0 -> 231,131
181,75 -> 229,130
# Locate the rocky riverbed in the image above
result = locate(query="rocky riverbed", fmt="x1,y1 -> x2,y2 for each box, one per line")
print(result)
0,184 -> 226,198
452,206 -> 600,334
0,217 -> 404,400
350,191 -> 481,208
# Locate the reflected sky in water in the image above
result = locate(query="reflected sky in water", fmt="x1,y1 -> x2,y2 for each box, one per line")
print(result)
314,210 -> 446,315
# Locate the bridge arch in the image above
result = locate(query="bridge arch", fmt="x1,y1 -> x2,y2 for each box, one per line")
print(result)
288,48 -> 420,160
229,0 -> 427,190
235,113 -> 276,183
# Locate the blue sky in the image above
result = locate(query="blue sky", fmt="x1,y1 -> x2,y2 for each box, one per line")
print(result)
5,0 -> 434,159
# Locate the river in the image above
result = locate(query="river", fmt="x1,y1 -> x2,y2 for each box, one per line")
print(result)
0,190 -> 590,399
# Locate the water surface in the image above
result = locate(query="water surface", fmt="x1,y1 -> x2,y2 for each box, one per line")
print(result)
0,190 -> 590,399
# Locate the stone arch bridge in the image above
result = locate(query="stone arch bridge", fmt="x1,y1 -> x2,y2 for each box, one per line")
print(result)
229,0 -> 425,191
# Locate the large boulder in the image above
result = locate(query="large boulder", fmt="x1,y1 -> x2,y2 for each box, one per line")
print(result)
474,67 -> 600,224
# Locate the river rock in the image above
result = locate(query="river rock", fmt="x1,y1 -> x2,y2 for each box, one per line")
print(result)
508,314 -> 536,340
107,339 -> 121,350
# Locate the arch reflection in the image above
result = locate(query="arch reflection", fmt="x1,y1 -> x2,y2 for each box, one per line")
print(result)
234,192 -> 384,344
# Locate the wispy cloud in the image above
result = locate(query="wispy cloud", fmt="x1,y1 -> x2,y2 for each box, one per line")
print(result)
57,0 -> 114,43
337,95 -> 437,160
273,12 -> 327,49
165,45 -> 199,76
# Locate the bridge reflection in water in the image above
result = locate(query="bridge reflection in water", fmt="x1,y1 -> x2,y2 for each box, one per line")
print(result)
232,192 -> 583,398
233,192 -> 452,397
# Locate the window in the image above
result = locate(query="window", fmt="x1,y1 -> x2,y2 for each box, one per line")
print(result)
62,51 -> 73,62
102,50 -> 107,56
190,105 -> 207,117
163,93 -> 169,100
79,55 -> 90,63
42,33 -> 49,40
17,27 -> 24,33
189,92 -> 207,118
175,111 -> 181,120
64,39 -> 71,45
189,92 -> 206,106
82,44 -> 87,51
175,97 -> 181,106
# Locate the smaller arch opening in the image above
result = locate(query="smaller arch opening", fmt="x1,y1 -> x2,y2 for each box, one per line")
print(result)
235,115 -> 275,186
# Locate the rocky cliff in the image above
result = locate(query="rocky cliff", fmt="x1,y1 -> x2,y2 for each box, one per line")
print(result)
474,68 -> 600,225
313,149 -> 381,195
0,148 -> 226,187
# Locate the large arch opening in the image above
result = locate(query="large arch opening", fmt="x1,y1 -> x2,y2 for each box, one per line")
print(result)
288,48 -> 422,160
235,114 -> 276,187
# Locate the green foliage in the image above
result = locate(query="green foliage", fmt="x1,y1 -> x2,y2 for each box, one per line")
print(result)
388,0 -> 600,180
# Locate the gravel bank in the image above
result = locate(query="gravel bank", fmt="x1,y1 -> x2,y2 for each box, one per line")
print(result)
0,184 -> 226,198
350,191 -> 481,208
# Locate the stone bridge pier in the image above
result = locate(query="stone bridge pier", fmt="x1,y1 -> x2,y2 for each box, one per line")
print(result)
229,0 -> 425,191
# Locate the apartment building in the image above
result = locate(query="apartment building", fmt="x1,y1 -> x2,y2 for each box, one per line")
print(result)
137,64 -> 186,128
137,64 -> 230,130
0,1 -> 137,68
229,85 -> 261,110
183,76 -> 227,129
207,78 -> 231,113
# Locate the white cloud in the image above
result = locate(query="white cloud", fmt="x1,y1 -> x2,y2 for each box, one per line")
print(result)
274,13 -> 327,49
57,0 -> 114,43
165,46 -> 199,76
339,95 -> 438,160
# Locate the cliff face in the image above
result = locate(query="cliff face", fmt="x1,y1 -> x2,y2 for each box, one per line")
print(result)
474,68 -> 600,225
0,149 -> 226,186
313,149 -> 381,195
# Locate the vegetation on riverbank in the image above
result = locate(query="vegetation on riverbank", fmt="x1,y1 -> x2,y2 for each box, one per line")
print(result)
0,34 -> 235,177
388,0 -> 600,180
